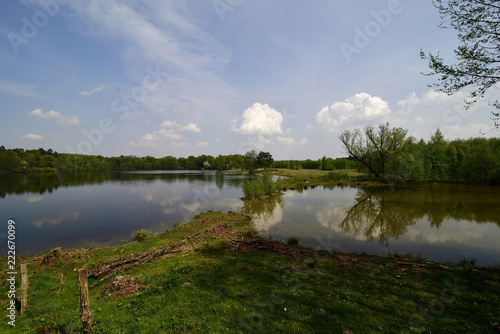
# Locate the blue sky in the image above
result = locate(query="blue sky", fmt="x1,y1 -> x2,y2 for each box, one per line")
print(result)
1,0 -> 498,160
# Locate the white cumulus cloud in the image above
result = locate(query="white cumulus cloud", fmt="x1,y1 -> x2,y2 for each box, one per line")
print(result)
231,103 -> 297,148
232,103 -> 284,137
181,122 -> 201,133
161,120 -> 201,133
29,109 -> 80,126
315,93 -> 391,132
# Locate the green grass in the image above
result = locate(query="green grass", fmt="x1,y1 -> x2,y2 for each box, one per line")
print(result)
265,168 -> 380,190
1,211 -> 499,333
268,168 -> 364,178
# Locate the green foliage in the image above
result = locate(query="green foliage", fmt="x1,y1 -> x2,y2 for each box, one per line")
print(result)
320,156 -> 336,170
256,151 -> 274,170
287,237 -> 300,245
338,124 -> 500,185
132,229 -> 151,242
339,122 -> 409,177
324,171 -> 350,181
426,128 -> 449,180
0,148 -> 253,174
421,0 -> 500,128
244,150 -> 258,174
273,157 -> 356,171
242,175 -> 283,200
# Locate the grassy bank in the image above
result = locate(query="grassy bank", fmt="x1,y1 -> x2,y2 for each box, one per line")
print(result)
1,211 -> 499,333
265,168 -> 382,190
228,167 -> 380,190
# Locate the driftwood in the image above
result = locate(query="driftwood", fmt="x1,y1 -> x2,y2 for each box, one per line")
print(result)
228,238 -> 308,259
89,248 -> 184,288
88,227 -> 213,288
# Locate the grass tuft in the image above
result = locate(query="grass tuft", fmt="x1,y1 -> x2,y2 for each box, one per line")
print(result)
131,229 -> 151,242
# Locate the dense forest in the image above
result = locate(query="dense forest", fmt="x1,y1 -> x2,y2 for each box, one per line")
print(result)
1,128 -> 499,184
340,126 -> 500,185
0,145 -> 354,174
0,146 -> 232,173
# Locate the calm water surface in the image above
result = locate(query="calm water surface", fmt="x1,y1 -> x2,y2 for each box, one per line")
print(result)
1,171 -> 499,266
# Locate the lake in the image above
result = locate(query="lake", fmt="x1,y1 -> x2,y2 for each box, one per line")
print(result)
1,171 -> 499,266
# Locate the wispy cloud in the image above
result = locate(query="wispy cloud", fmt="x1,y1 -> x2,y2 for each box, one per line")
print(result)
0,80 -> 44,98
29,109 -> 80,126
395,90 -> 496,139
21,133 -> 44,140
277,136 -> 295,144
66,1 -> 235,114
79,84 -> 105,96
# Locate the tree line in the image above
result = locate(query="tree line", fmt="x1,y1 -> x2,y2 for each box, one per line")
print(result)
2,125 -> 499,185
340,123 -> 500,184
0,146 -> 241,173
0,145 -> 354,174
272,157 -> 359,170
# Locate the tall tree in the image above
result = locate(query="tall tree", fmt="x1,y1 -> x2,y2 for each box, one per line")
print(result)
244,150 -> 258,174
339,123 -> 408,177
426,128 -> 449,180
257,151 -> 274,170
420,0 -> 500,128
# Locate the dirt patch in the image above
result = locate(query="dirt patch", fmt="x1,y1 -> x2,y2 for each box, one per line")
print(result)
104,275 -> 145,297
39,247 -> 64,264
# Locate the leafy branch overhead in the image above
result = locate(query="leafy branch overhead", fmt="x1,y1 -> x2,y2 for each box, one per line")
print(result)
420,0 -> 500,128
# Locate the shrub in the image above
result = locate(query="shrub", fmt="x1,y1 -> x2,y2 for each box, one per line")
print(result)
325,171 -> 350,181
287,237 -> 299,245
132,229 -> 151,242
459,257 -> 476,267
242,175 -> 282,200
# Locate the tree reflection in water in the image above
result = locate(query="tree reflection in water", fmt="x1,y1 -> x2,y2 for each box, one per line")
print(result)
339,185 -> 500,245
241,195 -> 284,232
340,188 -> 416,245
